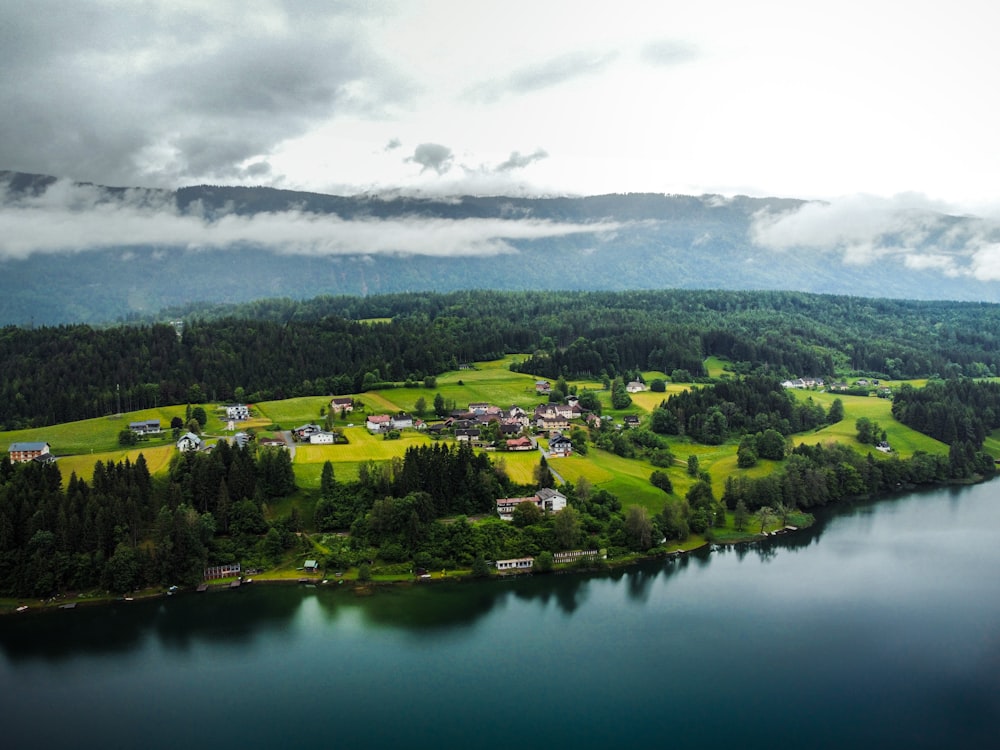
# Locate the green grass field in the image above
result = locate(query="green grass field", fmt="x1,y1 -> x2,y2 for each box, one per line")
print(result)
55,444 -> 176,482
255,397 -> 330,427
789,389 -> 946,457
2,360 -> 960,518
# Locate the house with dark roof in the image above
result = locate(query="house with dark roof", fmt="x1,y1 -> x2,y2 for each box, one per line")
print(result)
548,434 -> 573,457
129,419 -> 162,435
329,397 -> 354,412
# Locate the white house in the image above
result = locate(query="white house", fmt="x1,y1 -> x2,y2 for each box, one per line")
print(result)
226,404 -> 251,421
391,413 -> 414,430
536,488 -> 567,513
309,431 -> 336,444
496,489 -> 567,520
129,419 -> 161,435
176,432 -> 202,451
548,434 -> 573,457
495,557 -> 534,571
329,397 -> 354,413
626,380 -> 647,393
367,415 -> 392,433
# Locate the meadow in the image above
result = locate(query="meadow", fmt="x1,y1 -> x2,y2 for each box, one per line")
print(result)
0,357 -> 952,524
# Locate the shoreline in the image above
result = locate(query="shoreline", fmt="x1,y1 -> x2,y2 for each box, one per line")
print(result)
0,516 -> 817,616
9,474 -> 993,616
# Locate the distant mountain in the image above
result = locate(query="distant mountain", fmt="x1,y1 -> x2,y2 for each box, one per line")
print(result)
1,171 -> 996,325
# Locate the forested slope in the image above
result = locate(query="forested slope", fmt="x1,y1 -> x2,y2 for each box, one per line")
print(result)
3,289 -> 1000,430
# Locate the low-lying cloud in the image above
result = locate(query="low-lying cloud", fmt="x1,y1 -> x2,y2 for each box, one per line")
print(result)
750,194 -> 1000,281
0,179 -> 622,261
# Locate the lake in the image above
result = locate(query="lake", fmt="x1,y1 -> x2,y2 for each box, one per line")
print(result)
2,482 -> 1000,749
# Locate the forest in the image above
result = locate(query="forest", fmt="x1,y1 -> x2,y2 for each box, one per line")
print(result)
4,287 -> 1000,599
4,288 -> 1000,430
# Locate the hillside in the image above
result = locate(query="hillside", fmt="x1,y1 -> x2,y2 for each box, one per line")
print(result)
2,171 -> 998,325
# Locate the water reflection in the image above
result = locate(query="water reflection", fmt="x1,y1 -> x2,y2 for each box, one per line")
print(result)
2,480 -> 995,666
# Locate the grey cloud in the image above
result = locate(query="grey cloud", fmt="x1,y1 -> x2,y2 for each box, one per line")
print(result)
639,39 -> 699,67
0,178 -> 623,260
467,50 -> 618,102
0,1 -> 410,187
385,138 -> 403,151
408,143 -> 454,175
496,149 -> 549,172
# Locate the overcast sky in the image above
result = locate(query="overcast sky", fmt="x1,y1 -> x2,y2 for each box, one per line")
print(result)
3,0 -> 998,206
4,0 -> 1000,280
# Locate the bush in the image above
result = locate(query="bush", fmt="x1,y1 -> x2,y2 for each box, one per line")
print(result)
650,470 -> 673,494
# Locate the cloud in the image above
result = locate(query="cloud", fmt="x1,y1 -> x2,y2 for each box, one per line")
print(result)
0,178 -> 622,260
496,149 -> 549,172
639,39 -> 699,67
408,143 -> 454,175
0,1 -> 410,187
749,193 -> 1000,278
466,50 -> 618,102
385,138 -> 402,151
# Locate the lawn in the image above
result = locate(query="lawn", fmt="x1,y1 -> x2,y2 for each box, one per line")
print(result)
56,444 -> 176,483
255,397 -> 330,428
789,390 -> 946,457
704,356 -> 736,378
0,406 -> 189,456
490,451 -> 544,484
552,448 -> 672,514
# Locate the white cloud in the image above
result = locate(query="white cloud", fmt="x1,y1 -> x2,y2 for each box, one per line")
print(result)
0,179 -> 622,260
749,193 -> 1000,277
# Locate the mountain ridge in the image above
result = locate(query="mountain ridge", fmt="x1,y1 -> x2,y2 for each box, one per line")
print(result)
0,171 -> 994,325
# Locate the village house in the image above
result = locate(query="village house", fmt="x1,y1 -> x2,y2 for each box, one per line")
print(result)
129,419 -> 161,435
259,436 -> 288,448
329,397 -> 354,413
553,549 -> 603,564
536,488 -> 567,512
455,428 -> 481,442
468,402 -> 490,415
203,563 -> 241,581
548,434 -> 573,457
535,380 -> 552,395
309,431 -> 336,444
495,488 -> 567,520
506,406 -> 530,426
176,432 -> 202,452
626,380 -> 647,393
233,432 -> 251,449
366,415 -> 392,433
292,424 -> 322,440
391,413 -> 414,430
8,442 -> 51,463
506,436 -> 534,451
226,404 -> 251,421
623,415 -> 640,429
495,557 -> 534,572
537,416 -> 570,432
499,422 -> 522,438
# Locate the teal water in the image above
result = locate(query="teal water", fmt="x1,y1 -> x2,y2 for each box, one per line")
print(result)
2,483 -> 999,749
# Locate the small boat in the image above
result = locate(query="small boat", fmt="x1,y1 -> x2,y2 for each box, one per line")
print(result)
16,605 -> 28,612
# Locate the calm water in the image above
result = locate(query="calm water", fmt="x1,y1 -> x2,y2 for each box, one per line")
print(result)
3,483 -> 1000,750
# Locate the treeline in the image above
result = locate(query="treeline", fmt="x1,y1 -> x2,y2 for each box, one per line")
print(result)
6,289 -> 1000,429
891,380 -> 1000,448
0,443 -> 302,598
312,445 -> 643,571
722,440 -> 995,513
652,375 -> 831,444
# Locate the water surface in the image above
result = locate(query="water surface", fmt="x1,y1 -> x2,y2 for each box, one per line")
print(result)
2,484 -> 999,749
